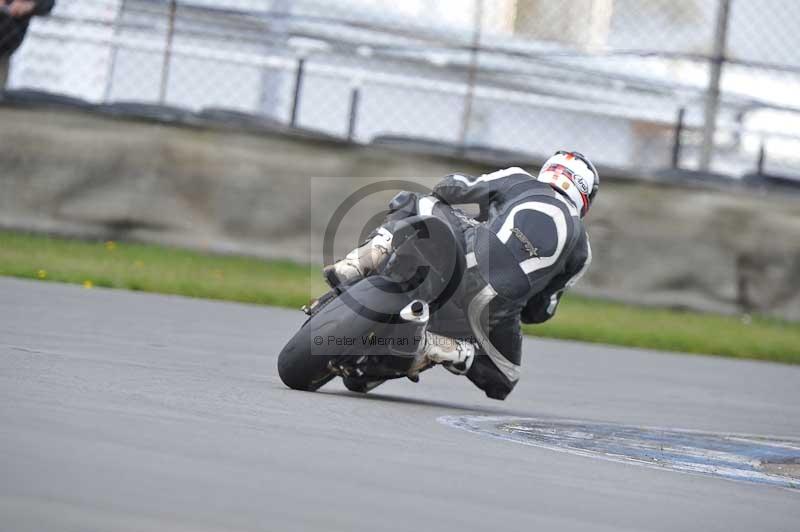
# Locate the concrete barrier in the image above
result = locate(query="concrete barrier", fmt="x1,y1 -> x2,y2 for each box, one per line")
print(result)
2,105 -> 799,321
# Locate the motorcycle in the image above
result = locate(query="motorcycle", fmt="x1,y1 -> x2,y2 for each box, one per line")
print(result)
277,211 -> 469,393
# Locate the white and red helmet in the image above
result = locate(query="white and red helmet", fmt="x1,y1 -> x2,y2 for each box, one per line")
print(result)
537,150 -> 599,217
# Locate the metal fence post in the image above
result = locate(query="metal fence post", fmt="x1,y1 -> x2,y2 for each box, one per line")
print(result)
259,0 -> 290,118
671,107 -> 686,169
699,0 -> 732,172
347,84 -> 361,143
458,0 -> 484,151
103,0 -> 126,102
289,57 -> 305,128
159,0 -> 177,105
757,140 -> 766,175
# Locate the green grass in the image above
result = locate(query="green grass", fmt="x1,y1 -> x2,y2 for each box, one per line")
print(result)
524,300 -> 800,365
1,230 -> 798,364
0,230 -> 327,308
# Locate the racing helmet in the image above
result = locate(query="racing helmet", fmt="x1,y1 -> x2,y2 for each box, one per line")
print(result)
537,150 -> 599,217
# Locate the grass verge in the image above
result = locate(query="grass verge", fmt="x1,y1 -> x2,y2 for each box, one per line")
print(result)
1,230 -> 798,364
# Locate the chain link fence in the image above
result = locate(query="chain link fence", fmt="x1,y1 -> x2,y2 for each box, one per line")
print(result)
5,0 -> 800,181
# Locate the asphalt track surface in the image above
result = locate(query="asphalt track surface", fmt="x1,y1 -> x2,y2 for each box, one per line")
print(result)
1,277 -> 798,532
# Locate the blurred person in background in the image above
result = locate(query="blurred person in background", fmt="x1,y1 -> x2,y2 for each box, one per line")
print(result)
0,0 -> 54,89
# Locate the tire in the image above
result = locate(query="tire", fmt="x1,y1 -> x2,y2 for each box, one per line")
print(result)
277,292 -> 338,392
277,320 -> 336,391
277,276 -> 414,392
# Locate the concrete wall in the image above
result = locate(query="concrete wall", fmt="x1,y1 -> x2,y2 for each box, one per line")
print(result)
2,105 -> 799,321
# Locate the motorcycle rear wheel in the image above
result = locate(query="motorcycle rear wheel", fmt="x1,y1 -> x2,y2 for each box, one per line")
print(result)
277,292 -> 338,391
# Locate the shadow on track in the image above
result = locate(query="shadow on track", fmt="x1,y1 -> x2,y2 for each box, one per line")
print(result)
317,389 -> 537,417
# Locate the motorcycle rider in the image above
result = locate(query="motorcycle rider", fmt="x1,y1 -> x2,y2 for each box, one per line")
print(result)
323,150 -> 597,400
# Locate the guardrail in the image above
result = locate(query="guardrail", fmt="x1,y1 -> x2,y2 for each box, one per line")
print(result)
11,0 -> 800,181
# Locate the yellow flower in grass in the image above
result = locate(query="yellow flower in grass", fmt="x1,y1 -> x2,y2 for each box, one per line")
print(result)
134,260 -> 144,269
83,280 -> 94,289
37,269 -> 47,279
105,241 -> 117,251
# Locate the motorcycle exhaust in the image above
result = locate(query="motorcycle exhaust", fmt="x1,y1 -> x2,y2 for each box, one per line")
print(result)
400,299 -> 429,324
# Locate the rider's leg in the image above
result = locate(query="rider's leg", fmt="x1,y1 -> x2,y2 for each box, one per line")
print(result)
323,226 -> 394,289
464,357 -> 518,400
464,318 -> 521,400
420,331 -> 475,375
415,328 -> 519,400
323,191 -> 422,289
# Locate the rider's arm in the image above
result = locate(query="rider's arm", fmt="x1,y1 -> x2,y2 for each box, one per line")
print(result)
433,167 -> 533,209
521,238 -> 592,324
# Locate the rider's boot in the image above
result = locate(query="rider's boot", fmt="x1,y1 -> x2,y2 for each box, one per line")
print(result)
323,227 -> 393,289
420,331 -> 476,375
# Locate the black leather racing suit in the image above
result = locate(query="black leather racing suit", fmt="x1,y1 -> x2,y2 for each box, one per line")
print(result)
385,167 -> 591,400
